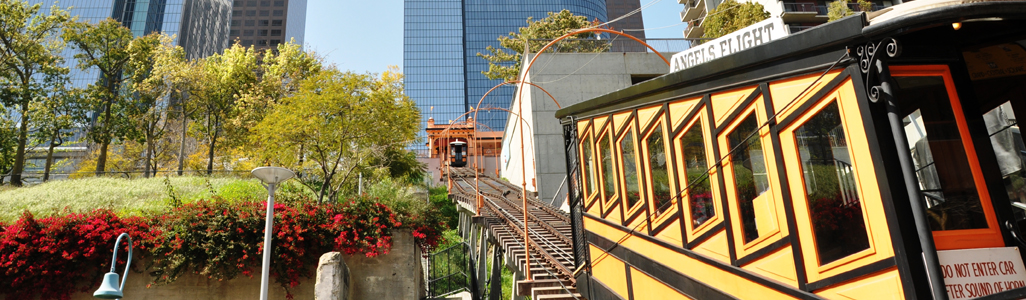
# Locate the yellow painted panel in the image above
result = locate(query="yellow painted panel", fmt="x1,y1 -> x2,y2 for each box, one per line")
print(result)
768,70 -> 843,118
594,115 -> 610,133
711,86 -> 758,127
587,198 -> 603,215
669,97 -> 701,128
584,217 -> 801,300
607,206 -> 623,225
778,78 -> 895,283
613,111 -> 632,134
589,245 -> 631,299
741,245 -> 799,288
815,267 -> 904,300
577,118 -> 592,134
637,104 -> 662,130
693,229 -> 731,264
630,267 -> 693,300
654,219 -> 684,246
626,213 -> 648,232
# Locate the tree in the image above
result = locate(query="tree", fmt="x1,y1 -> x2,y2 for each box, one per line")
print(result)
251,66 -> 419,203
63,18 -> 138,177
0,1 -> 71,185
29,69 -> 88,182
191,43 -> 259,175
701,0 -> 770,41
477,10 -> 607,81
126,33 -> 190,177
234,41 -> 321,148
828,0 -> 874,21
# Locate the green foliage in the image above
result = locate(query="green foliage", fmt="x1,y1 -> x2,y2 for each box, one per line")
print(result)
0,176 -> 262,222
477,10 -> 607,81
189,43 -> 259,174
0,1 -> 72,185
63,18 -> 140,176
251,66 -> 419,203
828,0 -> 874,21
701,0 -> 771,41
430,186 -> 459,229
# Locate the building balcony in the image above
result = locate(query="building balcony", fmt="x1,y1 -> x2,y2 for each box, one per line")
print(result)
684,17 -> 704,39
680,0 -> 705,22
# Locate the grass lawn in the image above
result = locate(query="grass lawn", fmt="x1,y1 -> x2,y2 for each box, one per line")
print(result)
0,176 -> 266,222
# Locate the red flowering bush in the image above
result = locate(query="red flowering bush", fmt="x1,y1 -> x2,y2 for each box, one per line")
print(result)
0,195 -> 445,300
0,210 -> 157,300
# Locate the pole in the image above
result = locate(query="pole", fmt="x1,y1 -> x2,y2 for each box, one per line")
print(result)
517,38 -> 532,280
259,183 -> 278,300
474,118 -> 482,216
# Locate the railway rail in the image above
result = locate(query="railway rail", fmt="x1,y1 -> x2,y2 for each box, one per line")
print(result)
447,168 -> 582,300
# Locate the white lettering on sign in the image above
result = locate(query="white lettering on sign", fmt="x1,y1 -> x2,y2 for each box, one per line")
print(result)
669,18 -> 788,73
938,247 -> 1026,299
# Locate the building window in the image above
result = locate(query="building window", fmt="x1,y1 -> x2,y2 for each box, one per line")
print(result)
271,30 -> 281,36
621,126 -> 642,209
241,39 -> 252,45
257,40 -> 268,46
245,20 -> 255,26
233,10 -> 242,16
682,120 -> 714,229
230,30 -> 239,36
272,20 -> 283,26
247,0 -> 257,6
728,113 -> 770,243
234,1 -> 243,6
274,1 -> 285,6
259,20 -> 269,26
260,10 -> 269,16
231,20 -> 240,26
270,40 -> 281,46
261,1 -> 270,6
273,10 -> 284,16
258,30 -> 268,36
243,30 -> 254,36
246,10 -> 256,16
794,101 -> 869,265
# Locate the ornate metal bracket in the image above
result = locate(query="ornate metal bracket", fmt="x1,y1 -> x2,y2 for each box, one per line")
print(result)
850,37 -> 901,103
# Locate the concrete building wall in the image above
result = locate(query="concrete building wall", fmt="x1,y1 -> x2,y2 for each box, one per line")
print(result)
501,52 -> 670,207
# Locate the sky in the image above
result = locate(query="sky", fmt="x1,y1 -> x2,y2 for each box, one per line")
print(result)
304,0 -> 688,74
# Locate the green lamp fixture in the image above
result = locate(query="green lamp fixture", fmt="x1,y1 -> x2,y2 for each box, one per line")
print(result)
94,233 -> 132,299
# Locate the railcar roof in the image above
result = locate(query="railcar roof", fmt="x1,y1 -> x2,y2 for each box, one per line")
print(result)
554,0 -> 1026,120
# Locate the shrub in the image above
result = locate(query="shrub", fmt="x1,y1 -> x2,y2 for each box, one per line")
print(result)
0,196 -> 446,300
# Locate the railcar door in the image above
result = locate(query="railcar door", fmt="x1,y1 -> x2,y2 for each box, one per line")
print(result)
889,38 -> 1026,252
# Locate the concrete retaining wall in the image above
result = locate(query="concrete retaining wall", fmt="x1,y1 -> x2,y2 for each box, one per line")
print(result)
10,230 -> 423,300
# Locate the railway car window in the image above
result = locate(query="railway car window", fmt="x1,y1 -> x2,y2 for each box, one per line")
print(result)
646,125 -> 672,214
794,102 -> 870,265
728,114 -> 770,243
600,133 -> 618,201
621,129 -> 642,208
983,102 -> 1025,227
582,134 -> 597,198
681,122 -> 714,228
895,76 -> 988,231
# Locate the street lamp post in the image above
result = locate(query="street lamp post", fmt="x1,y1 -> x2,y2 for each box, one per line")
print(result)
252,167 -> 296,300
93,233 -> 133,299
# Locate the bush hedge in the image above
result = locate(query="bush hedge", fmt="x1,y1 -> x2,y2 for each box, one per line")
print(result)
0,196 -> 445,300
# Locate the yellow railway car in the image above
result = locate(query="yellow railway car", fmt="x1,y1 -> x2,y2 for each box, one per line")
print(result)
556,1 -> 1026,299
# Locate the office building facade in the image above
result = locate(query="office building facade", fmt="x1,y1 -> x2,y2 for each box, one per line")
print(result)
228,0 -> 307,51
405,0 -> 615,155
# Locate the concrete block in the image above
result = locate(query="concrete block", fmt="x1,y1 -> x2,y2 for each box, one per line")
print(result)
315,252 -> 352,300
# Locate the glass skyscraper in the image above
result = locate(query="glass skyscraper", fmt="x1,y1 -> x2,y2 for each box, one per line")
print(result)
404,0 -> 609,154
31,0 -> 231,88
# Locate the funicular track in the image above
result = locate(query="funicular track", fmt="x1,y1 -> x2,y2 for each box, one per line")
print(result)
448,168 -> 582,300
